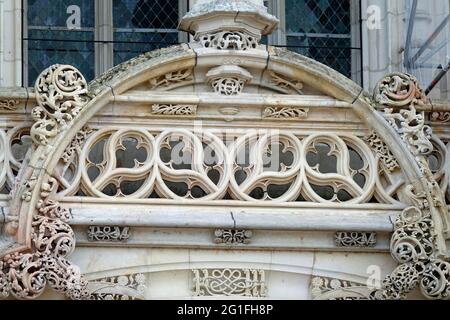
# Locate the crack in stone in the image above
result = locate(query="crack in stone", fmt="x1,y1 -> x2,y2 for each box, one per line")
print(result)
230,211 -> 237,229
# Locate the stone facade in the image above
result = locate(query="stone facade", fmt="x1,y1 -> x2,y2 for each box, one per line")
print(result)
0,0 -> 449,300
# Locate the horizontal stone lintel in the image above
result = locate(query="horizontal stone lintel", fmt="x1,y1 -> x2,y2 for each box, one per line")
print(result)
67,205 -> 398,232
73,226 -> 390,252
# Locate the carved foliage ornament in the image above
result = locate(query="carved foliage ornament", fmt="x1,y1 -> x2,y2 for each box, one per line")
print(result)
151,104 -> 197,116
374,73 -> 433,157
311,277 -> 381,300
214,229 -> 252,245
364,131 -> 400,173
381,206 -> 450,300
149,68 -> 193,90
88,273 -> 146,300
263,107 -> 309,120
31,65 -> 91,146
0,176 -> 88,300
270,72 -> 304,95
431,112 -> 450,123
372,73 -> 450,300
199,31 -> 259,50
0,99 -> 20,111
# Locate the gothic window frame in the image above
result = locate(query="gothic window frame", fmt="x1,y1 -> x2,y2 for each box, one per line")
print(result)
265,0 -> 363,84
22,0 -> 189,86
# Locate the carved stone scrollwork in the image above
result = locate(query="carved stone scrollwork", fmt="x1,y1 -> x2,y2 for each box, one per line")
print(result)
380,206 -> 450,300
214,229 -> 252,245
311,277 -> 381,300
430,112 -> 450,123
199,31 -> 259,50
374,73 -> 433,157
192,269 -> 266,297
0,176 -> 89,300
0,99 -> 20,111
383,106 -> 433,157
262,107 -> 309,119
373,72 -> 450,300
62,126 -> 93,163
151,104 -> 197,116
334,232 -> 377,248
31,65 -> 91,146
374,73 -> 427,108
364,131 -> 400,173
87,273 -> 146,300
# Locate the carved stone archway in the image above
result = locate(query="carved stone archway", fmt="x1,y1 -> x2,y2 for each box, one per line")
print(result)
0,0 -> 449,300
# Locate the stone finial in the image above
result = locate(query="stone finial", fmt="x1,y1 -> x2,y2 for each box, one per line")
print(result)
179,0 -> 279,44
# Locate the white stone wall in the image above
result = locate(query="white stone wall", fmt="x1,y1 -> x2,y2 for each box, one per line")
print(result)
360,0 -> 450,98
36,248 -> 400,300
0,0 -> 21,87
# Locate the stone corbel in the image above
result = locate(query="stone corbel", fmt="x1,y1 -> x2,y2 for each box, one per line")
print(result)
0,65 -> 92,300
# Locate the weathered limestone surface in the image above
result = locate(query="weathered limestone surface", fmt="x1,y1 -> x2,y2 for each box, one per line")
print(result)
0,0 -> 448,301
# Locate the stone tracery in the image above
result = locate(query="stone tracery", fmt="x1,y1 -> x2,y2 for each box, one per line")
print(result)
0,1 -> 448,301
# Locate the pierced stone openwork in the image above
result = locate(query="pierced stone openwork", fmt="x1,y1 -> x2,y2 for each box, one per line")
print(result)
200,31 -> 259,50
52,128 -> 408,205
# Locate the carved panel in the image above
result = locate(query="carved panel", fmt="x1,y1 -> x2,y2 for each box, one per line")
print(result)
311,277 -> 381,300
192,269 -> 266,297
430,112 -> 450,123
0,99 -> 20,111
152,104 -> 197,116
87,226 -> 131,242
269,72 -> 304,94
214,229 -> 252,244
88,273 -> 146,300
199,31 -> 258,50
334,232 -> 377,248
262,107 -> 309,119
149,68 -> 193,90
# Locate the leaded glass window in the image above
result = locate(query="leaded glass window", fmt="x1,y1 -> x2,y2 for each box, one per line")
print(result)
26,0 -> 95,86
285,0 -> 354,77
113,0 -> 180,65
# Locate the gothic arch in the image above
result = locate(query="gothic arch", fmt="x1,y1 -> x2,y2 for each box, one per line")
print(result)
1,3 -> 449,300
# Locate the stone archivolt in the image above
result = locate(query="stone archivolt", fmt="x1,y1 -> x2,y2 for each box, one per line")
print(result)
0,13 -> 449,300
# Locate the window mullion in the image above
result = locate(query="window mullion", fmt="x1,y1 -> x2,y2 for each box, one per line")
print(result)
95,0 -> 113,76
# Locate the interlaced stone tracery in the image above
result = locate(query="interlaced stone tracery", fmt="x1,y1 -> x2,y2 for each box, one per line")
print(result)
0,0 -> 449,301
